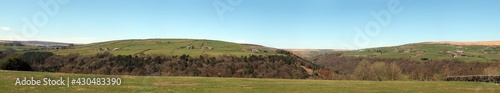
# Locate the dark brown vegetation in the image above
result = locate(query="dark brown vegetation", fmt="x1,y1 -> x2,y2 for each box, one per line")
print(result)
312,53 -> 500,81
2,49 -> 500,81
0,51 -> 316,79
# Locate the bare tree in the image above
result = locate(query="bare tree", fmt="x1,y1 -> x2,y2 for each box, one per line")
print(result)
386,62 -> 402,80
352,60 -> 372,80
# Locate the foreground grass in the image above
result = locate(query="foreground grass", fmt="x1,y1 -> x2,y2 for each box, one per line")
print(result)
1,70 -> 499,93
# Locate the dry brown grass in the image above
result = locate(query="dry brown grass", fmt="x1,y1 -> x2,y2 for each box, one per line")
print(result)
299,66 -> 314,75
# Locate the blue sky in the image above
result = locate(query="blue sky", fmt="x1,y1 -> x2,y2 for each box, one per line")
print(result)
1,0 -> 499,49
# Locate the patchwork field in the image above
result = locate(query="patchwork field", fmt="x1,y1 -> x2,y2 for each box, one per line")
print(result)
56,39 -> 280,56
0,39 -> 280,57
341,43 -> 500,62
4,40 -> 500,62
1,70 -> 499,93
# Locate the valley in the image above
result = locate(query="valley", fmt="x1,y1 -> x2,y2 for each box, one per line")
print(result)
1,39 -> 500,92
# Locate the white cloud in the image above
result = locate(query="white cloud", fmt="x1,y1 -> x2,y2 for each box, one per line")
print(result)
0,26 -> 11,31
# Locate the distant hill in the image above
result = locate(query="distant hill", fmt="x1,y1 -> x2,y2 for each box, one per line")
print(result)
17,41 -> 74,46
43,39 -> 282,56
0,40 -> 74,51
424,41 -> 500,46
340,41 -> 500,62
286,49 -> 347,58
4,39 -> 500,62
0,40 -> 73,46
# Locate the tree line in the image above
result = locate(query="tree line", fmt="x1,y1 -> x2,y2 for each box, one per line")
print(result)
311,53 -> 500,81
2,51 -> 499,81
0,51 -> 316,79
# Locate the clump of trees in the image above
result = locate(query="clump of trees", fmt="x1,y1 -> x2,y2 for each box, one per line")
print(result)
276,49 -> 292,55
1,58 -> 32,71
351,61 -> 402,81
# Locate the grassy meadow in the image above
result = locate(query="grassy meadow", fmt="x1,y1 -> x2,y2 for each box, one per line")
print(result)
1,70 -> 499,93
342,43 -> 500,62
3,39 -> 500,62
0,39 -> 280,57
45,39 -> 279,56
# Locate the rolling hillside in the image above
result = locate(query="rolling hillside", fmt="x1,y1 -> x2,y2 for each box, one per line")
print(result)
341,42 -> 500,62
0,39 -> 313,79
3,39 -> 500,62
286,49 -> 345,58
424,41 -> 500,46
0,40 -> 72,51
42,39 -> 281,56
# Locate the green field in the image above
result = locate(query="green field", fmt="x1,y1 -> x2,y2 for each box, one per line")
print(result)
4,40 -> 500,62
0,39 -> 281,57
0,46 -> 37,51
1,70 -> 499,93
342,43 -> 500,62
49,39 -> 280,56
